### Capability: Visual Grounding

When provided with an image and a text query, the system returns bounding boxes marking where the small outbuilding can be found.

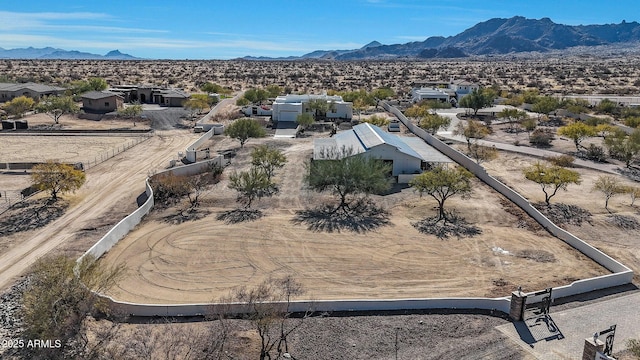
[81,91,124,113]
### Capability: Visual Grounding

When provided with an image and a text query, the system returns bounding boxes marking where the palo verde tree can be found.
[531,96,561,119]
[35,95,79,124]
[418,113,451,135]
[523,162,581,206]
[307,98,334,120]
[459,88,494,116]
[251,145,287,181]
[228,167,275,209]
[296,112,315,130]
[117,103,143,119]
[453,120,489,151]
[3,95,35,118]
[67,77,108,96]
[592,175,624,211]
[21,255,125,358]
[468,143,498,164]
[306,146,392,214]
[31,161,86,201]
[604,128,640,167]
[409,165,473,222]
[224,118,267,148]
[184,96,210,119]
[243,88,270,105]
[362,114,390,127]
[558,122,597,152]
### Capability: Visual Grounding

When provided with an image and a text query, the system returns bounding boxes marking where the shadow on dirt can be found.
[0,198,69,236]
[163,209,210,225]
[411,212,481,239]
[291,198,391,233]
[216,209,263,224]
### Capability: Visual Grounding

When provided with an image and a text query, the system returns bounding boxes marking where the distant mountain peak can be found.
[362,41,382,49]
[0,47,139,60]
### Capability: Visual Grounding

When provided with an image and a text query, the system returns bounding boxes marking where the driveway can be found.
[496,291,640,359]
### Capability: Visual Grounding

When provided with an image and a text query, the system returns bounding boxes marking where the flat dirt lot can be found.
[484,152,640,280]
[100,135,609,304]
[0,128,200,292]
[0,134,145,163]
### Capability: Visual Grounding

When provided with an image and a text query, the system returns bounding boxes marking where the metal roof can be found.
[313,123,450,163]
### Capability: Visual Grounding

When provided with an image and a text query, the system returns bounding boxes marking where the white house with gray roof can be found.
[272,94,352,122]
[314,123,451,181]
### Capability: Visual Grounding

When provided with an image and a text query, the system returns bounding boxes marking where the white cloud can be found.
[0,11,164,34]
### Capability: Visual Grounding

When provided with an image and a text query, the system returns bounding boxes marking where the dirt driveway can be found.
[0,129,199,293]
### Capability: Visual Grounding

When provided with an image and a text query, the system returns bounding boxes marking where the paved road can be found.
[435,108,622,175]
[496,291,640,359]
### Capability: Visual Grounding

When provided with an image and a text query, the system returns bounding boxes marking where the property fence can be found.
[73,103,633,317]
[77,156,227,263]
[381,101,633,291]
[0,190,23,215]
[82,132,154,170]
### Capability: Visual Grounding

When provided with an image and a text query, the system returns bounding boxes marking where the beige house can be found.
[0,82,66,101]
[81,91,124,113]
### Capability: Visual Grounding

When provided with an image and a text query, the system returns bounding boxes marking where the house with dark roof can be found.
[314,123,451,182]
[0,82,66,101]
[107,85,189,107]
[81,91,124,113]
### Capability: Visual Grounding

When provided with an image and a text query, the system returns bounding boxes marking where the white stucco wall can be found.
[365,144,421,176]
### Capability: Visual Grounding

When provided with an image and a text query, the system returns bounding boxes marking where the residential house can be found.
[108,85,189,107]
[410,78,478,105]
[0,82,66,101]
[314,123,451,182]
[272,94,352,122]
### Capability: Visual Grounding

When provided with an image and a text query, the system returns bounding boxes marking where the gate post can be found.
[582,336,605,360]
[509,286,527,321]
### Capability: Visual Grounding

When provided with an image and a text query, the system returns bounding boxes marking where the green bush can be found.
[546,155,575,167]
[625,116,640,128]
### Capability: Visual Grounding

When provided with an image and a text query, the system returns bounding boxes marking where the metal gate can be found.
[522,287,552,320]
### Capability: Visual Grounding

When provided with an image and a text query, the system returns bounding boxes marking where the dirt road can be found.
[0,129,198,292]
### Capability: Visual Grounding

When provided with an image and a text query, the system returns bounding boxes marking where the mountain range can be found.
[242,16,640,61]
[2,17,640,61]
[0,47,139,60]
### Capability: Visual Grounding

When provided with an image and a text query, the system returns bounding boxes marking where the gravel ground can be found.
[142,108,190,130]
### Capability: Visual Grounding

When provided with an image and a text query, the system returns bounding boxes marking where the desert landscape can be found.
[2,56,640,359]
[2,55,640,96]
[99,133,609,304]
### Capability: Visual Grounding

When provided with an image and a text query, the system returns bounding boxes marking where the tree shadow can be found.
[216,209,263,224]
[162,208,210,225]
[0,198,68,236]
[411,212,481,239]
[291,198,391,233]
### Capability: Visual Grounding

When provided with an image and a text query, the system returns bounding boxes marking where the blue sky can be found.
[0,0,638,59]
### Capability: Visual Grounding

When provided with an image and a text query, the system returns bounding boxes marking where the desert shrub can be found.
[546,154,575,167]
[149,173,191,205]
[585,144,607,162]
[529,128,554,147]
[584,116,610,127]
[625,116,640,128]
[361,115,390,127]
